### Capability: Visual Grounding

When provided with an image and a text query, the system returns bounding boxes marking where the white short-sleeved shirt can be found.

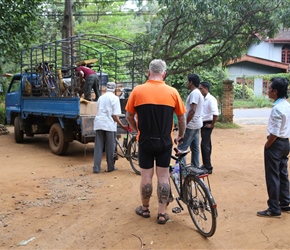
[186,88,204,129]
[93,91,122,132]
[267,98,290,138]
[202,92,219,122]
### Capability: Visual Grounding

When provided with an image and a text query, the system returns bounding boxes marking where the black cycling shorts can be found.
[139,146,172,169]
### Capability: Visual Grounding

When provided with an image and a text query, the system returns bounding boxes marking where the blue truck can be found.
[5,72,99,155]
[5,34,143,155]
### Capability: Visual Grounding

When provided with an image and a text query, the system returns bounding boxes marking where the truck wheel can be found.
[14,116,24,143]
[49,123,69,155]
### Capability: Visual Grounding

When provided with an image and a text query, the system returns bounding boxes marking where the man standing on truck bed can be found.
[76,65,101,101]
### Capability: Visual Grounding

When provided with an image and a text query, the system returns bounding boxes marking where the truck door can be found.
[5,74,22,124]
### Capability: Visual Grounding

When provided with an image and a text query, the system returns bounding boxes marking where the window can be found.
[281,44,290,63]
[8,78,21,93]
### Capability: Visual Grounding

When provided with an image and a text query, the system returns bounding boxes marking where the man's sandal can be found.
[136,205,150,218]
[157,213,170,224]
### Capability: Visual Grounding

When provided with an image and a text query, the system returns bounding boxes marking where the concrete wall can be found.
[227,62,284,82]
[248,42,283,62]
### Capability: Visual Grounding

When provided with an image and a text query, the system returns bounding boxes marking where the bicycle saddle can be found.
[174,148,189,158]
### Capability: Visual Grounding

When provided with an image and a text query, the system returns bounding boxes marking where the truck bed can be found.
[22,96,81,119]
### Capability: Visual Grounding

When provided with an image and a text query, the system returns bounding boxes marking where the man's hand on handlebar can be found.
[174,136,184,145]
[123,125,132,132]
[174,147,189,157]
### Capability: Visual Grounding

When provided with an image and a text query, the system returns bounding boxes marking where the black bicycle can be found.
[115,125,140,175]
[169,148,218,237]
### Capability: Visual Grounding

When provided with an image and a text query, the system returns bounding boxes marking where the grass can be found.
[0,98,5,124]
[234,96,273,109]
[215,121,240,129]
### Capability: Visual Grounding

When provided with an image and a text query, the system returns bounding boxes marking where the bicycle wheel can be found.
[127,136,141,175]
[184,175,217,237]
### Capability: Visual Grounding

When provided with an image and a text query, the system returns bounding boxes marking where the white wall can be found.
[248,41,283,62]
[254,78,263,96]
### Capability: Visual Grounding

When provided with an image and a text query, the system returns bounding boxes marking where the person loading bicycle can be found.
[93,82,127,173]
[126,59,186,224]
[75,65,101,101]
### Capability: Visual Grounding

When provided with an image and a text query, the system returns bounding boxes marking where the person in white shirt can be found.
[257,77,290,218]
[199,81,219,174]
[93,82,127,173]
[178,73,204,168]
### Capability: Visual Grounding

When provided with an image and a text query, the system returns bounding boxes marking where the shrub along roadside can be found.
[0,97,5,124]
[234,96,273,109]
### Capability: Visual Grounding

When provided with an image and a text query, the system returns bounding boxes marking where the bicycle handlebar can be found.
[126,125,133,133]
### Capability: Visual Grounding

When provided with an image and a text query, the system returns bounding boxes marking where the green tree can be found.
[134,0,290,78]
[0,0,44,67]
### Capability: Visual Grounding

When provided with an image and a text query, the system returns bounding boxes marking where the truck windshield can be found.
[8,78,21,93]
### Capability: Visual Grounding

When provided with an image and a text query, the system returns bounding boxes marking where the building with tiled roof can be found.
[226,29,290,95]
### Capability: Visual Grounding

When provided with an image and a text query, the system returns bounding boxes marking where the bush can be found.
[234,84,254,99]
[234,96,273,108]
[0,100,5,124]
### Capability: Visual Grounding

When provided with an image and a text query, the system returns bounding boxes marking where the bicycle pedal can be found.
[172,207,182,213]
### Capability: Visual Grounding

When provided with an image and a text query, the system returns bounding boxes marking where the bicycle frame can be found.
[115,129,135,159]
[169,149,217,237]
[170,153,212,207]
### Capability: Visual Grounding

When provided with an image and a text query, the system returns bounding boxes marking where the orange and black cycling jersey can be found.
[126,80,185,140]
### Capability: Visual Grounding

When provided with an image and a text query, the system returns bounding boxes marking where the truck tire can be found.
[49,123,69,155]
[14,116,24,143]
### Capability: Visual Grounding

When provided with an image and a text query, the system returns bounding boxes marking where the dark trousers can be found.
[200,122,213,170]
[84,74,100,101]
[264,138,290,213]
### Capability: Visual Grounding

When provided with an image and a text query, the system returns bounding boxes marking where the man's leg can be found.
[92,75,101,101]
[264,141,281,214]
[190,128,200,167]
[93,130,104,173]
[105,131,116,172]
[201,126,213,170]
[155,147,172,223]
[156,166,170,215]
[279,140,290,207]
[84,75,94,100]
[139,167,154,211]
[178,128,194,166]
[136,146,154,217]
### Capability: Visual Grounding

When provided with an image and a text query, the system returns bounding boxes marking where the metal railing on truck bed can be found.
[20,34,145,98]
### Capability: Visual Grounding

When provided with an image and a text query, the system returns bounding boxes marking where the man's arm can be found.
[126,111,137,131]
[265,133,277,149]
[186,103,197,124]
[112,115,127,130]
[204,114,218,128]
[175,114,186,144]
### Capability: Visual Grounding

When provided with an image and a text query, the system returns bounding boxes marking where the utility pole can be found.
[62,0,74,66]
[62,0,74,39]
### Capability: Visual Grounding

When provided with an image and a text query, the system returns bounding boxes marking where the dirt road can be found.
[1,124,290,249]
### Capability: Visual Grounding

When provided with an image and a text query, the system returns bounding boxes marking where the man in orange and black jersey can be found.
[126,59,186,224]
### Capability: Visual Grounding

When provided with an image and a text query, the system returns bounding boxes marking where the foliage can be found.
[0,93,5,124]
[234,84,254,99]
[134,0,290,81]
[215,122,241,129]
[0,0,44,67]
[246,72,290,82]
[234,96,273,109]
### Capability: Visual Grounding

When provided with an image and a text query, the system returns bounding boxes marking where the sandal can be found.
[136,205,150,218]
[157,213,170,224]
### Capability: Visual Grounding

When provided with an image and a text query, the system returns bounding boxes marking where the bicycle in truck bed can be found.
[169,148,218,237]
